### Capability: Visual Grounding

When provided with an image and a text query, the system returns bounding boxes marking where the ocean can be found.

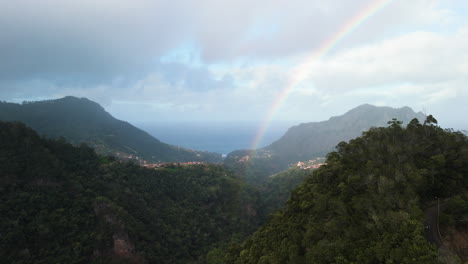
[136,121,296,155]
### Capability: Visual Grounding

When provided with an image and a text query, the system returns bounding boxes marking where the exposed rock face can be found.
[93,199,145,263]
[441,226,468,262]
[113,233,134,257]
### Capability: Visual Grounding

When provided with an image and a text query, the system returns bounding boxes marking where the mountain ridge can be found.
[225,104,426,184]
[0,96,222,163]
[268,104,426,156]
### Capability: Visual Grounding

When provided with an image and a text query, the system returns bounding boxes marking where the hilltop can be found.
[225,104,426,184]
[0,96,222,163]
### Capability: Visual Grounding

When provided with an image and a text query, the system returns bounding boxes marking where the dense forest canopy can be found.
[0,121,258,263]
[226,117,468,264]
[1,115,467,263]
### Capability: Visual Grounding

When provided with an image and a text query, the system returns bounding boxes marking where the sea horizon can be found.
[136,121,298,155]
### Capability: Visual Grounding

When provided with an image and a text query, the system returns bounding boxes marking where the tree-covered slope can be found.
[226,117,468,264]
[225,105,425,183]
[0,96,222,162]
[0,121,257,264]
[259,167,314,217]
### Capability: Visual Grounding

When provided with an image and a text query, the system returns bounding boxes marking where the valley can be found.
[3,1,468,263]
[1,98,466,263]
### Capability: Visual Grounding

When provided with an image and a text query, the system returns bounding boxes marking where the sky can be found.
[1,0,467,129]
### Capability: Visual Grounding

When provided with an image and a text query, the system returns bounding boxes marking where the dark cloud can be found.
[0,0,445,88]
[0,0,379,87]
[0,0,189,86]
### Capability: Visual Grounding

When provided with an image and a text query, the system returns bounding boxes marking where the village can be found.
[141,161,205,168]
[114,150,326,170]
[114,151,205,168]
[294,158,327,170]
[295,160,327,170]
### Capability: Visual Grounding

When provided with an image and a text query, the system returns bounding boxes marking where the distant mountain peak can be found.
[346,104,416,114]
[0,97,222,163]
[56,96,103,107]
[354,103,377,109]
[61,95,81,100]
[21,96,104,111]
[225,104,427,180]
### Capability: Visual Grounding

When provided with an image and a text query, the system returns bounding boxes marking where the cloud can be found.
[0,0,466,128]
[274,26,468,124]
[0,0,454,86]
[0,0,188,85]
[193,0,455,60]
[300,28,468,91]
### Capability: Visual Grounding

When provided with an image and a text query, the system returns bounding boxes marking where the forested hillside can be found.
[0,97,222,163]
[225,104,425,184]
[260,167,314,217]
[2,115,466,263]
[0,121,258,264]
[226,117,468,263]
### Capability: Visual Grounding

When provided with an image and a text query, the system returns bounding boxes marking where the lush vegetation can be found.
[226,117,468,263]
[223,149,287,185]
[225,104,425,180]
[2,111,467,263]
[260,168,313,217]
[222,157,314,219]
[0,121,258,263]
[0,97,222,163]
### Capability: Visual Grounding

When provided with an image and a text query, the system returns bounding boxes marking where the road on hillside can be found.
[424,204,442,247]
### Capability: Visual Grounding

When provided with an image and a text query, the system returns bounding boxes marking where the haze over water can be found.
[137,121,296,155]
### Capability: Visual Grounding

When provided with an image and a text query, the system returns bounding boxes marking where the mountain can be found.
[225,118,468,263]
[0,96,221,163]
[0,121,260,263]
[462,130,468,136]
[266,104,426,159]
[225,104,426,183]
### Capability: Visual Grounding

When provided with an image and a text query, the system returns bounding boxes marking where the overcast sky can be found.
[1,0,467,129]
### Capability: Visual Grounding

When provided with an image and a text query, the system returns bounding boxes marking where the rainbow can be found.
[249,0,394,152]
